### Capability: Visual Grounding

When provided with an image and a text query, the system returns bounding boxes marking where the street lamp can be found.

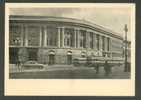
[124,24,128,72]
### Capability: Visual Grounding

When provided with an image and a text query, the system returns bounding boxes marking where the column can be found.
[60,27,64,47]
[96,34,99,50]
[109,38,112,57]
[93,33,95,50]
[99,35,102,51]
[77,29,80,48]
[102,36,105,51]
[100,35,103,56]
[57,27,60,48]
[21,24,24,46]
[62,27,65,47]
[74,28,77,48]
[39,26,42,47]
[75,29,77,48]
[86,30,89,48]
[105,37,107,51]
[44,26,47,47]
[24,25,28,47]
[109,38,111,51]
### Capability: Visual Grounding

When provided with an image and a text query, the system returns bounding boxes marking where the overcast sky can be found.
[10,7,132,40]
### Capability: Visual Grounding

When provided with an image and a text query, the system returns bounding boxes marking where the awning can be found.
[67,51,72,55]
[49,51,55,55]
[81,52,86,56]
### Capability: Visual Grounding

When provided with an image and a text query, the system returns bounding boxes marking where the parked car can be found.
[22,61,45,69]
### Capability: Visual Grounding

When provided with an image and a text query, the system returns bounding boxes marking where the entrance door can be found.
[67,55,72,65]
[28,48,38,61]
[49,54,55,65]
[9,48,19,64]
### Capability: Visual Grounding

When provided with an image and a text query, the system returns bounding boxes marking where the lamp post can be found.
[124,24,128,72]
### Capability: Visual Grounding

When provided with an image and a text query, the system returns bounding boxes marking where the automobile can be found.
[22,60,45,69]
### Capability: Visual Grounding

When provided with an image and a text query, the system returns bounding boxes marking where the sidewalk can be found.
[9,64,95,73]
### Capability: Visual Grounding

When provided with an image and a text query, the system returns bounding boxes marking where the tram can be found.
[73,56,124,68]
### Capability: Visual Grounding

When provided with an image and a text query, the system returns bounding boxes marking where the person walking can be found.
[104,60,111,76]
[15,55,21,72]
[95,64,99,74]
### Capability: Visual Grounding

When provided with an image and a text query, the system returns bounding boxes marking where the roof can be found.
[10,15,123,40]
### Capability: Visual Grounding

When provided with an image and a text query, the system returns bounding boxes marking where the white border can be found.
[5,3,135,96]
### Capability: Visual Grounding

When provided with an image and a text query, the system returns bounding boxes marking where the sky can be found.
[10,7,132,40]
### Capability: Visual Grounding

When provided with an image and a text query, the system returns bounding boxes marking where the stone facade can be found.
[9,15,124,65]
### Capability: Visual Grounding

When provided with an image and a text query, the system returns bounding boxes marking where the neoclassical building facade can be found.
[9,15,124,65]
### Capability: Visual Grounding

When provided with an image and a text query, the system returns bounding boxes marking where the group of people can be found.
[95,61,112,76]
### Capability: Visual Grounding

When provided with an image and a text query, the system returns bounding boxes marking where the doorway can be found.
[48,54,55,65]
[9,47,19,64]
[67,51,72,65]
[67,55,72,65]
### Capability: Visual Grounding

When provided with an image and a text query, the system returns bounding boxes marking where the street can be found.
[9,64,130,79]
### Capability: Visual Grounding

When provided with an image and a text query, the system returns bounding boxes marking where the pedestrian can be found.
[15,56,20,72]
[95,64,99,74]
[17,54,24,72]
[104,60,111,76]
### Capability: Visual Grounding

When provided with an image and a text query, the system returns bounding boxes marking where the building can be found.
[9,15,124,65]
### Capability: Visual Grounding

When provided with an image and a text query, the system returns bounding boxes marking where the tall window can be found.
[96,34,99,50]
[80,30,86,48]
[9,25,22,46]
[80,32,83,48]
[64,28,73,47]
[102,36,105,51]
[107,37,110,51]
[27,26,40,46]
[47,26,58,46]
[90,32,93,49]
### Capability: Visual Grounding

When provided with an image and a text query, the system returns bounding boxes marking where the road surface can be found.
[9,64,130,79]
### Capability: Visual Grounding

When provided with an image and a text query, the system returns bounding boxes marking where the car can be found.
[22,61,45,69]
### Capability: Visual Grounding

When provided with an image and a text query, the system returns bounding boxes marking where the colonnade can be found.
[42,26,110,51]
[10,24,111,52]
